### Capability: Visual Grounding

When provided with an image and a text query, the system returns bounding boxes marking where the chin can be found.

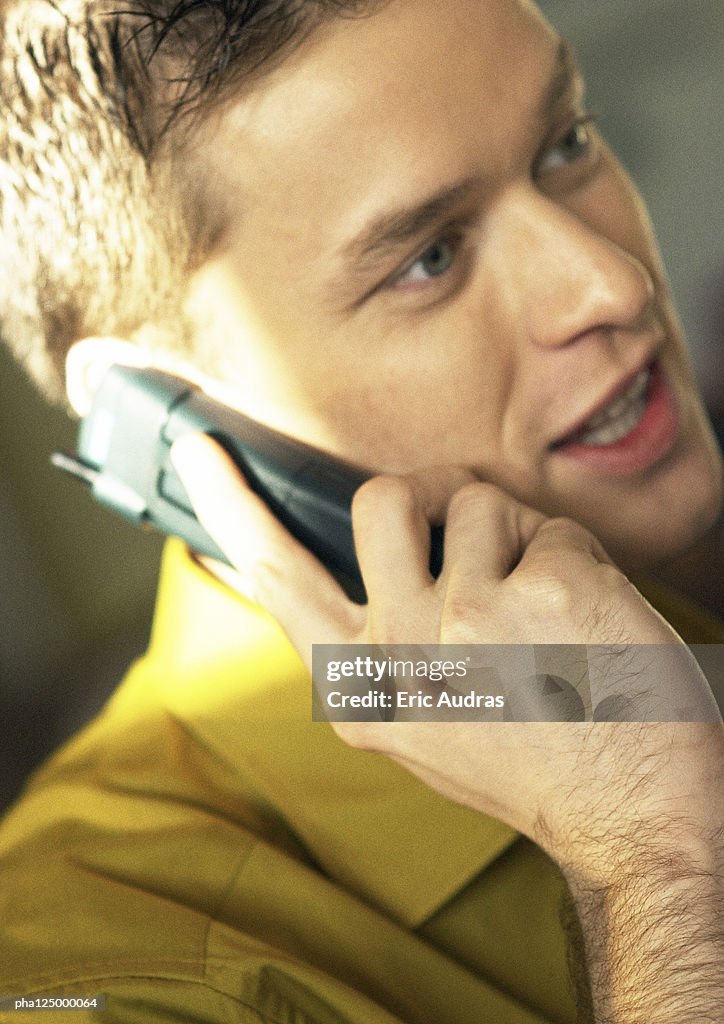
[601,458,722,573]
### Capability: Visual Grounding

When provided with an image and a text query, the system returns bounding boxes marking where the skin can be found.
[168,0,723,569]
[74,0,723,1020]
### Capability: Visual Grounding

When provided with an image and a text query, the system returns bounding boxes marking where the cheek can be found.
[195,230,518,474]
[247,319,507,473]
[317,306,515,471]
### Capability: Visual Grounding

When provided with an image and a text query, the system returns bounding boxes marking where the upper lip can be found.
[550,350,660,449]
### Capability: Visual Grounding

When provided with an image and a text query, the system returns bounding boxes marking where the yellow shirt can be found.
[0,542,720,1023]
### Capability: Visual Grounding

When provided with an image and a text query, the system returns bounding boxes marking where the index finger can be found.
[170,433,364,660]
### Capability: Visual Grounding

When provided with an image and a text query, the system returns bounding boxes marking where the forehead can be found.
[201,0,560,254]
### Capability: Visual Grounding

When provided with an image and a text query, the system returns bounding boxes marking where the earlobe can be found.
[65,337,152,416]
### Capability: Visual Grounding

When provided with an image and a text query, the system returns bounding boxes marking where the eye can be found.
[393,234,460,289]
[536,114,599,176]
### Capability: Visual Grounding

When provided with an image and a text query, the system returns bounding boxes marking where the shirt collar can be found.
[140,541,518,928]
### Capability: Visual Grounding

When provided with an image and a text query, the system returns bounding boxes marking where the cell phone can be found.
[52,364,443,601]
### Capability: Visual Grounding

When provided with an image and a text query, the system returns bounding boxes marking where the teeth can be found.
[575,370,651,447]
[577,396,648,446]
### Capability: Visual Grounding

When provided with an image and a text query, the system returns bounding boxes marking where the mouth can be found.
[553,366,653,449]
[550,359,680,476]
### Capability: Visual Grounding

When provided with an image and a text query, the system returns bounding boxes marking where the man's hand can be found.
[171,433,723,1023]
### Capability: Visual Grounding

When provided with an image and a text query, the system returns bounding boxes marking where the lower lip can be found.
[551,362,680,477]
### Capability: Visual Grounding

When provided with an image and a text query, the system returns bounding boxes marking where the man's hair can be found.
[0,0,379,401]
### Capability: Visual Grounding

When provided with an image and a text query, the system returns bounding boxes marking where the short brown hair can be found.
[0,0,382,401]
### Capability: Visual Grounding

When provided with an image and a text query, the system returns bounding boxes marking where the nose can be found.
[501,189,656,349]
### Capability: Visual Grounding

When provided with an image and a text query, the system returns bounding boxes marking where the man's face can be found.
[184,0,722,568]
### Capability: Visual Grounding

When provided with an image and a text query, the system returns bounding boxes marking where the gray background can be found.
[1,0,722,810]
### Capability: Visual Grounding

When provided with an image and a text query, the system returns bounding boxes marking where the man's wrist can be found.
[555,813,720,893]
[565,859,722,1024]
[532,723,723,889]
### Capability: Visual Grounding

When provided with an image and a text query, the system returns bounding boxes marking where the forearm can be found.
[565,851,722,1024]
[558,784,723,1024]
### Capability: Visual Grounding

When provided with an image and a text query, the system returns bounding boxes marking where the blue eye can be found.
[538,115,598,174]
[396,236,458,287]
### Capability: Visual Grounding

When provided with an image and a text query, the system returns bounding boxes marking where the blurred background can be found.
[1,0,722,811]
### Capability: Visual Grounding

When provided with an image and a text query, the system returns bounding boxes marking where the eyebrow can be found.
[338,178,480,279]
[337,39,580,280]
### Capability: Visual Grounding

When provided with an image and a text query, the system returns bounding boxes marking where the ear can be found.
[65,337,153,416]
[65,337,229,419]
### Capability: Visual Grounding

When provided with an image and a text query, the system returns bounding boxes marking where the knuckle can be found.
[441,588,491,641]
[539,515,589,541]
[507,561,633,642]
[510,571,576,613]
[537,516,610,563]
[447,480,504,520]
[441,620,484,645]
[352,474,415,519]
[508,554,583,609]
[249,556,285,605]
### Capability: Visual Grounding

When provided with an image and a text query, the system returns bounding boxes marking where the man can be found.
[0,1,722,1022]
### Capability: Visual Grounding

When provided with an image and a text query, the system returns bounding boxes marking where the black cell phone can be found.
[52,364,442,601]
